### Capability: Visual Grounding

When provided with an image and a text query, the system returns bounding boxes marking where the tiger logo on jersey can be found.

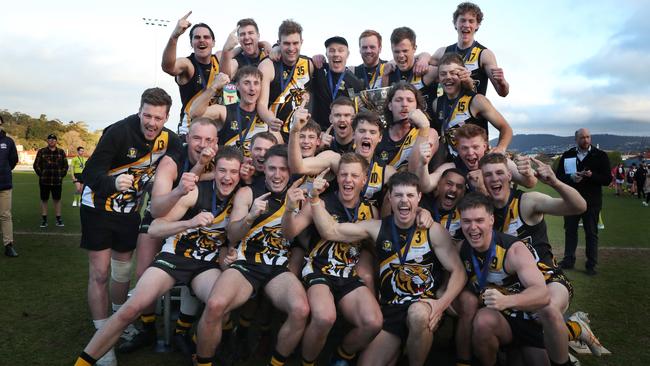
[249,225,288,256]
[110,165,155,211]
[320,242,360,277]
[180,226,226,260]
[388,262,434,297]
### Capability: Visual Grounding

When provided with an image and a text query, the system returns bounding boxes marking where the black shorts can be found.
[380,303,412,342]
[73,173,84,183]
[39,184,62,201]
[504,313,545,349]
[150,252,219,286]
[304,273,365,304]
[80,205,141,252]
[139,209,154,234]
[230,261,290,297]
[538,258,574,299]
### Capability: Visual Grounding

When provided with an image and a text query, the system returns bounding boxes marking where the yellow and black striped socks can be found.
[269,349,288,366]
[175,312,195,335]
[335,345,356,362]
[141,313,156,331]
[566,320,582,341]
[196,355,213,366]
[74,351,96,366]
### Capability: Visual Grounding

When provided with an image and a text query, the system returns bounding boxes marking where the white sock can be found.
[92,319,117,366]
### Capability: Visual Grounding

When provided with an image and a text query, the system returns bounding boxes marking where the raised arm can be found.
[227,187,271,245]
[481,49,509,97]
[150,156,188,218]
[281,179,312,240]
[407,109,438,174]
[309,170,379,242]
[484,242,549,312]
[256,58,282,131]
[161,11,194,80]
[471,94,512,154]
[188,73,230,122]
[523,157,587,219]
[508,156,537,188]
[148,190,213,238]
[287,101,339,175]
[219,28,241,78]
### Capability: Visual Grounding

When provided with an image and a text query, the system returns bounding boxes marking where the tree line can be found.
[0,109,101,154]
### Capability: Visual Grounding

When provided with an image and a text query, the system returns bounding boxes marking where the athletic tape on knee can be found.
[111,258,132,283]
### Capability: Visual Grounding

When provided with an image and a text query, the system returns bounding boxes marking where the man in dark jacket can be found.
[0,116,18,257]
[555,128,610,275]
[33,133,68,228]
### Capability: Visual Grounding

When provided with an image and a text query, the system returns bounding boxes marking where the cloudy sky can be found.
[1,0,649,137]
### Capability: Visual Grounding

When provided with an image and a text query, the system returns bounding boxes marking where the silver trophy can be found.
[358,87,391,127]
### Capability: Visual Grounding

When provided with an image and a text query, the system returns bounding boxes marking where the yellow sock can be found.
[566,320,582,341]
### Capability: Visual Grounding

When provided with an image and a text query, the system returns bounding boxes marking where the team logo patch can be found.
[380,151,389,162]
[382,240,393,252]
[126,147,137,159]
[230,120,239,131]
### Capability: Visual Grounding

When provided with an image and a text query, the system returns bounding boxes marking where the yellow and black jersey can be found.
[362,160,386,204]
[303,192,374,278]
[326,160,385,207]
[420,195,463,240]
[235,49,267,67]
[355,60,388,90]
[435,90,488,158]
[459,230,537,318]
[162,180,234,262]
[236,184,290,266]
[375,216,442,305]
[268,56,311,141]
[375,127,419,172]
[444,41,488,95]
[220,103,268,157]
[387,66,438,116]
[178,53,221,135]
[81,114,181,214]
[493,189,563,282]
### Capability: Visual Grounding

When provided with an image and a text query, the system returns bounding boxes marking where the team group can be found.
[73,2,604,366]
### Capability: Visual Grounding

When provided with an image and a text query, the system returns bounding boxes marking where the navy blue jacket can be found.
[0,130,18,190]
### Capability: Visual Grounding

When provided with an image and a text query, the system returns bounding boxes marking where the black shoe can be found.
[173,332,195,356]
[117,326,156,353]
[559,260,574,270]
[585,267,597,276]
[4,243,18,257]
[40,220,47,228]
[56,219,65,227]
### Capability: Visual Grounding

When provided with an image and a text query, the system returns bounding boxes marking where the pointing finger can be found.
[182,10,192,19]
[289,177,305,190]
[259,192,272,200]
[317,167,331,179]
[325,125,334,135]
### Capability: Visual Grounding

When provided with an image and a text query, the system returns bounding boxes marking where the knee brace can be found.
[111,258,132,283]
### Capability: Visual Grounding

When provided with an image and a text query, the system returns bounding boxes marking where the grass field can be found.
[0,171,648,365]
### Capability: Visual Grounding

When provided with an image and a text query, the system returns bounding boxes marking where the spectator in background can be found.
[556,128,610,276]
[635,162,647,200]
[613,163,625,196]
[0,116,18,257]
[33,133,68,228]
[627,164,636,195]
[71,146,87,207]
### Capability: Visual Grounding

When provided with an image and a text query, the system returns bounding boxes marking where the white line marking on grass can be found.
[15,231,81,237]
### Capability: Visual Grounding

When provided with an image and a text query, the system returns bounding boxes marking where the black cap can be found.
[47,134,57,140]
[324,36,348,48]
